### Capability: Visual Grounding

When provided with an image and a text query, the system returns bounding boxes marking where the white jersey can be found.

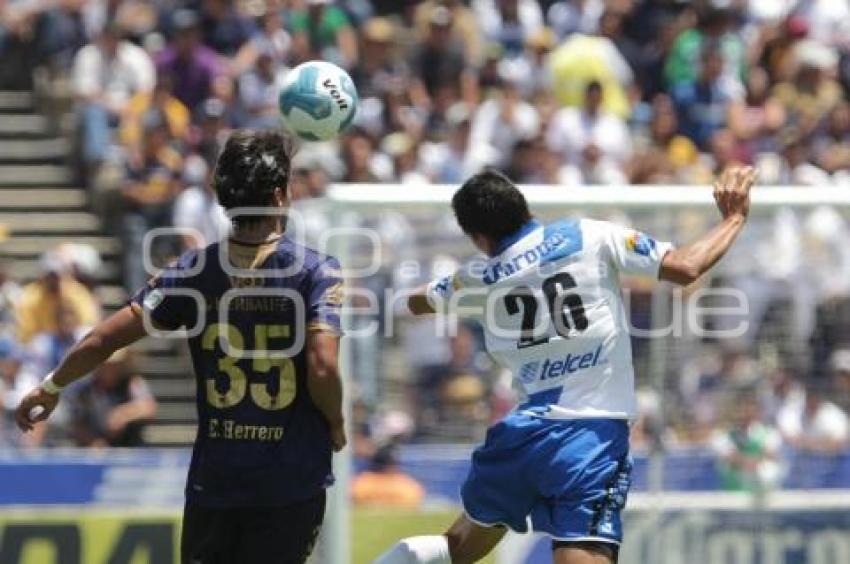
[426,219,672,421]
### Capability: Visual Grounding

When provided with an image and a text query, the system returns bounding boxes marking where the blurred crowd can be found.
[2,0,850,478]
[5,0,850,281]
[0,245,157,447]
[4,0,849,291]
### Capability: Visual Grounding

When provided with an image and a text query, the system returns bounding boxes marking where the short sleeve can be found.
[307,256,343,335]
[129,252,200,330]
[599,221,673,278]
[424,270,483,320]
[425,273,460,314]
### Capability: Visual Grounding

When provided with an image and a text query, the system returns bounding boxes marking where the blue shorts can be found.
[461,414,631,545]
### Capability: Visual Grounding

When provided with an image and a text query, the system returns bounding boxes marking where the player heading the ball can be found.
[375,166,757,564]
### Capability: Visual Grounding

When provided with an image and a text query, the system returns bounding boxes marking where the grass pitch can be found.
[352,508,497,564]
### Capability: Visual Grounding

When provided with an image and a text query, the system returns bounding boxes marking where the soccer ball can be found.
[279,61,358,142]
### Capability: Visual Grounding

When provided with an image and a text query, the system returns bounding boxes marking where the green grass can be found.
[352,508,496,564]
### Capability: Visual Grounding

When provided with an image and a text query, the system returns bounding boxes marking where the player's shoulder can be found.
[161,246,205,277]
[574,217,626,246]
[277,238,341,279]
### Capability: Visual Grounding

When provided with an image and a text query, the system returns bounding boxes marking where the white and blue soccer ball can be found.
[279,61,358,142]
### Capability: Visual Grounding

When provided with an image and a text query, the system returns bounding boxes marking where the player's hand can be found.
[15,387,59,432]
[714,165,757,220]
[330,423,347,452]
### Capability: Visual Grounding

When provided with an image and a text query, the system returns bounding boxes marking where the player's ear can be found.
[470,233,495,256]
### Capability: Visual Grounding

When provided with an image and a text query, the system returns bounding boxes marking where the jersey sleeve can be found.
[425,273,458,313]
[424,268,484,320]
[129,251,200,330]
[307,256,343,335]
[599,221,673,278]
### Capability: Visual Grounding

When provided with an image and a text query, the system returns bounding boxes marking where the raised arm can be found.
[15,306,148,432]
[660,166,757,286]
[306,331,346,451]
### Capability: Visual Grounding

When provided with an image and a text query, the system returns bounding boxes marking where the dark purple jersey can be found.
[131,236,342,507]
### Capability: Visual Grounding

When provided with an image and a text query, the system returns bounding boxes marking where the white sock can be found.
[372,535,452,564]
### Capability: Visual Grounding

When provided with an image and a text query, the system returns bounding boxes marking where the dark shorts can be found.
[181,492,326,564]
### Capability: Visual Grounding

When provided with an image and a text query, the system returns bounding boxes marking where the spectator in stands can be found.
[193,97,231,158]
[381,132,428,184]
[26,304,89,379]
[664,5,745,93]
[341,128,390,182]
[232,7,291,77]
[706,128,746,177]
[237,48,286,130]
[120,71,191,168]
[510,27,556,97]
[290,165,330,200]
[0,260,21,332]
[290,0,358,69]
[711,391,783,492]
[728,67,786,159]
[813,102,850,182]
[0,337,41,446]
[758,14,808,84]
[772,39,842,137]
[199,0,256,57]
[416,325,489,440]
[173,153,229,249]
[408,5,478,110]
[547,0,604,39]
[628,94,699,183]
[55,243,104,294]
[775,129,831,186]
[121,110,183,291]
[474,0,544,58]
[349,17,409,100]
[413,0,483,66]
[672,42,741,150]
[598,9,647,97]
[155,10,225,112]
[469,62,540,169]
[72,22,155,172]
[352,444,425,508]
[795,0,850,48]
[546,80,632,184]
[829,349,850,414]
[421,103,492,183]
[81,0,159,42]
[437,373,490,442]
[778,382,850,453]
[68,348,157,447]
[15,251,100,344]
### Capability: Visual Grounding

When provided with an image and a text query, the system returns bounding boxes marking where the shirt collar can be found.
[493,219,540,256]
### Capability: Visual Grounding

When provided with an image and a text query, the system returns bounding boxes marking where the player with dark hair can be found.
[15,129,346,564]
[377,166,757,564]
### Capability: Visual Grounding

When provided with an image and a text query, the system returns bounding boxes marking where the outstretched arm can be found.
[15,306,148,432]
[660,166,757,286]
[408,286,436,316]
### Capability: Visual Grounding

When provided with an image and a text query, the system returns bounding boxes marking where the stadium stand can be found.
[0,80,197,446]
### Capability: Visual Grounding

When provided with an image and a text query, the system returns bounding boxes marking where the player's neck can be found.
[231,218,284,244]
